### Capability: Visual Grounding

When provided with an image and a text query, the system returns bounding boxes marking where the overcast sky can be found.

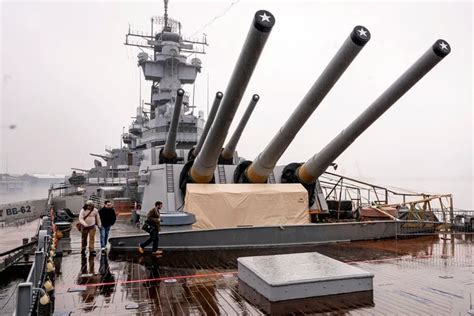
[1,1,472,208]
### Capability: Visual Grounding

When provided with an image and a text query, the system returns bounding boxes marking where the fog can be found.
[1,1,472,208]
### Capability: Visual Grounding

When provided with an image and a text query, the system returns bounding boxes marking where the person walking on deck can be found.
[138,201,162,255]
[79,200,101,256]
[98,200,117,252]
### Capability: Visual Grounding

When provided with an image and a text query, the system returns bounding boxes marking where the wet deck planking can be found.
[53,219,473,315]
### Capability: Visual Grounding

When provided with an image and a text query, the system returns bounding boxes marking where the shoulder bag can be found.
[76,208,94,231]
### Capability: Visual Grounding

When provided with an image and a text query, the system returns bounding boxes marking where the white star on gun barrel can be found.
[357,28,368,37]
[259,13,271,23]
[439,42,448,50]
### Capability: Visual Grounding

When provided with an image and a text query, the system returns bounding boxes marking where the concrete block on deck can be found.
[238,252,374,302]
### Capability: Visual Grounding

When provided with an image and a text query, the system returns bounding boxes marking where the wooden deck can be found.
[52,219,473,315]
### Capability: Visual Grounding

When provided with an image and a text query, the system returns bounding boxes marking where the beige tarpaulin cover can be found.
[184,184,309,229]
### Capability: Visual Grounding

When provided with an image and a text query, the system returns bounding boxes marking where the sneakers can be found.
[152,250,163,256]
[101,247,106,253]
[90,250,97,257]
[138,246,144,254]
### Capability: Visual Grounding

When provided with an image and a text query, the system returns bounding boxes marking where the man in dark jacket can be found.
[138,201,162,255]
[98,200,117,252]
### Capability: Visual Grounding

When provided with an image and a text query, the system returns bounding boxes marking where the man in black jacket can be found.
[99,200,117,252]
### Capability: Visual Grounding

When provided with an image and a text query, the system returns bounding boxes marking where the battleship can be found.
[1,1,473,315]
[52,4,453,232]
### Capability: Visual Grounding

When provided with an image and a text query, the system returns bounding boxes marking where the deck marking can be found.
[423,287,464,299]
[57,271,238,289]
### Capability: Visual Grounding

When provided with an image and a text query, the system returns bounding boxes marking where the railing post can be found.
[34,251,43,287]
[16,282,32,316]
[449,195,454,226]
[42,218,51,232]
[37,230,47,250]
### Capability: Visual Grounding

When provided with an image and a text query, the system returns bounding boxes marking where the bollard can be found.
[16,282,32,316]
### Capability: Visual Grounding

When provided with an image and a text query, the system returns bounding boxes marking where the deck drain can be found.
[164,278,177,283]
[67,286,87,293]
[125,302,139,310]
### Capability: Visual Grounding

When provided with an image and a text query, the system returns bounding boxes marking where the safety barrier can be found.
[14,208,57,316]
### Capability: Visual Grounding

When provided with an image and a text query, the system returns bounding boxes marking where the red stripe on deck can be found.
[59,271,238,289]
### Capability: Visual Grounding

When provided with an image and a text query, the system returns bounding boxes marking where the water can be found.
[0,219,39,253]
[0,277,23,314]
[0,183,52,205]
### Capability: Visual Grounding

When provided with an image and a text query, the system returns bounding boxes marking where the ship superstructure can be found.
[124,10,207,151]
[63,3,209,214]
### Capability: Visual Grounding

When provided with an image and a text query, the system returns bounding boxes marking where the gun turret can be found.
[282,40,451,193]
[220,94,260,164]
[183,10,276,186]
[235,26,371,183]
[191,91,223,159]
[160,89,185,163]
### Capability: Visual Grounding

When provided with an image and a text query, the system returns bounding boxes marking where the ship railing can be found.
[14,209,54,316]
[88,195,107,209]
[0,239,36,273]
[138,131,197,144]
[318,171,454,221]
[87,177,127,185]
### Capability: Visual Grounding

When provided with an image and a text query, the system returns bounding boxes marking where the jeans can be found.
[140,229,159,252]
[100,226,111,249]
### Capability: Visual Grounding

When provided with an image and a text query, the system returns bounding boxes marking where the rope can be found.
[190,0,240,37]
[0,280,20,311]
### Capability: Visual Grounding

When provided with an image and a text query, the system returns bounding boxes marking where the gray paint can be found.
[162,89,184,158]
[222,94,260,160]
[247,26,371,182]
[109,221,399,251]
[52,195,84,214]
[191,11,275,181]
[0,198,47,222]
[301,40,451,182]
[193,92,223,157]
[238,252,373,301]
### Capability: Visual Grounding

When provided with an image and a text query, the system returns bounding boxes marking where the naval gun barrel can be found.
[192,91,223,158]
[220,94,260,163]
[240,26,371,183]
[189,10,275,183]
[71,168,89,172]
[161,89,185,163]
[296,40,451,184]
[90,153,109,161]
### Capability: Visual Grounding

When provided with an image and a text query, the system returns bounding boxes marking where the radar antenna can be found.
[164,0,169,28]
